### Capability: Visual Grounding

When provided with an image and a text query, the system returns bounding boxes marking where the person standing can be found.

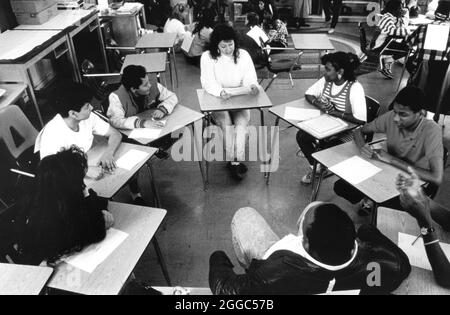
[323,0,343,34]
[294,0,311,28]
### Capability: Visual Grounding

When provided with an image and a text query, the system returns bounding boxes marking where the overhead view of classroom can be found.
[1,0,450,296]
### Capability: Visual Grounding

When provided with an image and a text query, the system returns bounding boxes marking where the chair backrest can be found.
[358,22,381,53]
[364,96,381,143]
[0,106,38,160]
[358,22,368,53]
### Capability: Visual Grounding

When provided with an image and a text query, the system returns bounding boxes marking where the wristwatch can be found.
[420,227,436,236]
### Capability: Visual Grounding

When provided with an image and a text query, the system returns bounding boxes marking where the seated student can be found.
[184,11,215,65]
[36,82,122,180]
[201,24,259,180]
[404,0,420,18]
[405,1,450,77]
[373,0,411,79]
[237,12,266,65]
[251,0,275,28]
[296,52,367,184]
[267,19,289,48]
[209,203,411,295]
[164,3,192,46]
[334,86,444,214]
[17,146,114,265]
[397,167,450,287]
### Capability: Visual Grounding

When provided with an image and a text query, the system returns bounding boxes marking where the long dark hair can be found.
[382,0,404,17]
[193,10,216,35]
[207,24,240,63]
[19,146,105,264]
[321,52,361,82]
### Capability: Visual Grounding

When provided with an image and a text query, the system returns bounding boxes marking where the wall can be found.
[0,0,17,33]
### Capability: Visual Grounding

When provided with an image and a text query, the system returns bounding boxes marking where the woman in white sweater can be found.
[200,25,259,180]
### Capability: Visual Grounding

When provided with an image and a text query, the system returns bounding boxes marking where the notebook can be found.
[424,24,450,51]
[297,115,348,139]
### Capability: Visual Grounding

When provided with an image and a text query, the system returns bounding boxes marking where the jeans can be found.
[323,0,343,28]
[231,207,280,269]
[213,110,251,162]
[296,130,344,166]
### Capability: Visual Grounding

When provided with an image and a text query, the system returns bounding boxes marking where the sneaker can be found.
[328,28,335,34]
[237,163,248,175]
[227,162,244,181]
[358,198,375,216]
[296,149,306,158]
[133,196,148,206]
[301,171,314,185]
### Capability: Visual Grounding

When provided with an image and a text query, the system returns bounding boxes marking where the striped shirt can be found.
[374,13,410,49]
[321,81,353,113]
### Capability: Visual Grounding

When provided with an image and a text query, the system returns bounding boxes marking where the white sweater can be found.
[200,49,258,97]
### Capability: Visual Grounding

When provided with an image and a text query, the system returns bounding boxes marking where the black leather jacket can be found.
[209,225,411,295]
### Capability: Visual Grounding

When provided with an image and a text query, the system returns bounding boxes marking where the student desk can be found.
[14,9,109,83]
[266,98,356,185]
[121,52,167,85]
[196,86,273,188]
[135,33,178,89]
[291,34,335,78]
[120,105,207,189]
[0,83,28,111]
[0,263,53,295]
[153,286,213,295]
[0,30,72,127]
[85,140,158,200]
[46,202,170,295]
[377,207,450,295]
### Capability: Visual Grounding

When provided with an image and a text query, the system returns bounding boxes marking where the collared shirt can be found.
[365,111,444,170]
[406,22,450,66]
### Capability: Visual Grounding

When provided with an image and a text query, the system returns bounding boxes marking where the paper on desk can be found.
[398,232,450,271]
[284,107,321,121]
[298,115,348,136]
[329,156,382,185]
[64,228,129,273]
[424,24,450,51]
[128,128,162,140]
[116,149,151,171]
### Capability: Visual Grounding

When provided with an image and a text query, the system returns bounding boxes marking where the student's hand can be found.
[361,144,374,159]
[86,166,105,181]
[152,109,166,120]
[98,152,116,173]
[250,84,260,95]
[102,210,115,230]
[372,149,394,164]
[143,119,165,129]
[397,167,432,226]
[220,90,231,100]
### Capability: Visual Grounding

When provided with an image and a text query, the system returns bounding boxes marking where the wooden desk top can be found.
[312,141,406,203]
[0,83,27,110]
[291,34,335,51]
[0,30,62,62]
[14,9,97,31]
[377,207,450,295]
[85,140,158,199]
[47,202,167,295]
[153,287,213,295]
[196,86,273,112]
[121,105,204,145]
[121,53,167,74]
[136,33,178,49]
[270,98,356,140]
[0,263,53,295]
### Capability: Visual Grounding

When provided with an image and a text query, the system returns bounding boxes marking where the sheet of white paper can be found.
[299,115,348,135]
[398,232,450,271]
[247,26,269,46]
[115,149,151,171]
[64,228,129,273]
[284,107,321,121]
[181,33,194,53]
[319,290,361,296]
[128,128,162,140]
[329,156,382,185]
[424,24,450,51]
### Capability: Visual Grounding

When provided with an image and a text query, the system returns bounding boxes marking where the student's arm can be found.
[223,50,259,97]
[305,78,330,112]
[99,126,122,172]
[329,83,367,125]
[107,93,141,130]
[152,83,179,119]
[200,52,224,97]
[397,168,450,288]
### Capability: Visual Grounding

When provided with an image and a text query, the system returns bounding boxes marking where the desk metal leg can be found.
[24,71,44,128]
[66,36,82,83]
[167,50,175,90]
[371,204,378,226]
[191,122,207,191]
[95,19,110,73]
[152,237,172,286]
[266,117,280,184]
[203,113,212,190]
[171,47,179,88]
[310,161,325,202]
[145,161,162,208]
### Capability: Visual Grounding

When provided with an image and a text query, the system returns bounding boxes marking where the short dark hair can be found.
[122,65,147,91]
[382,0,404,17]
[208,24,240,63]
[392,86,425,112]
[55,82,94,118]
[321,51,361,82]
[246,12,260,27]
[306,204,356,265]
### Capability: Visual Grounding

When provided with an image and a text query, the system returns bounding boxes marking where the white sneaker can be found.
[301,171,314,185]
[328,28,335,34]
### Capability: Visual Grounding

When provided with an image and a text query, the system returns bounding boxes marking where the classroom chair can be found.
[0,106,39,207]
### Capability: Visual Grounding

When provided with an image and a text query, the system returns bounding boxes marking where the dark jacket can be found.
[209,225,411,295]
